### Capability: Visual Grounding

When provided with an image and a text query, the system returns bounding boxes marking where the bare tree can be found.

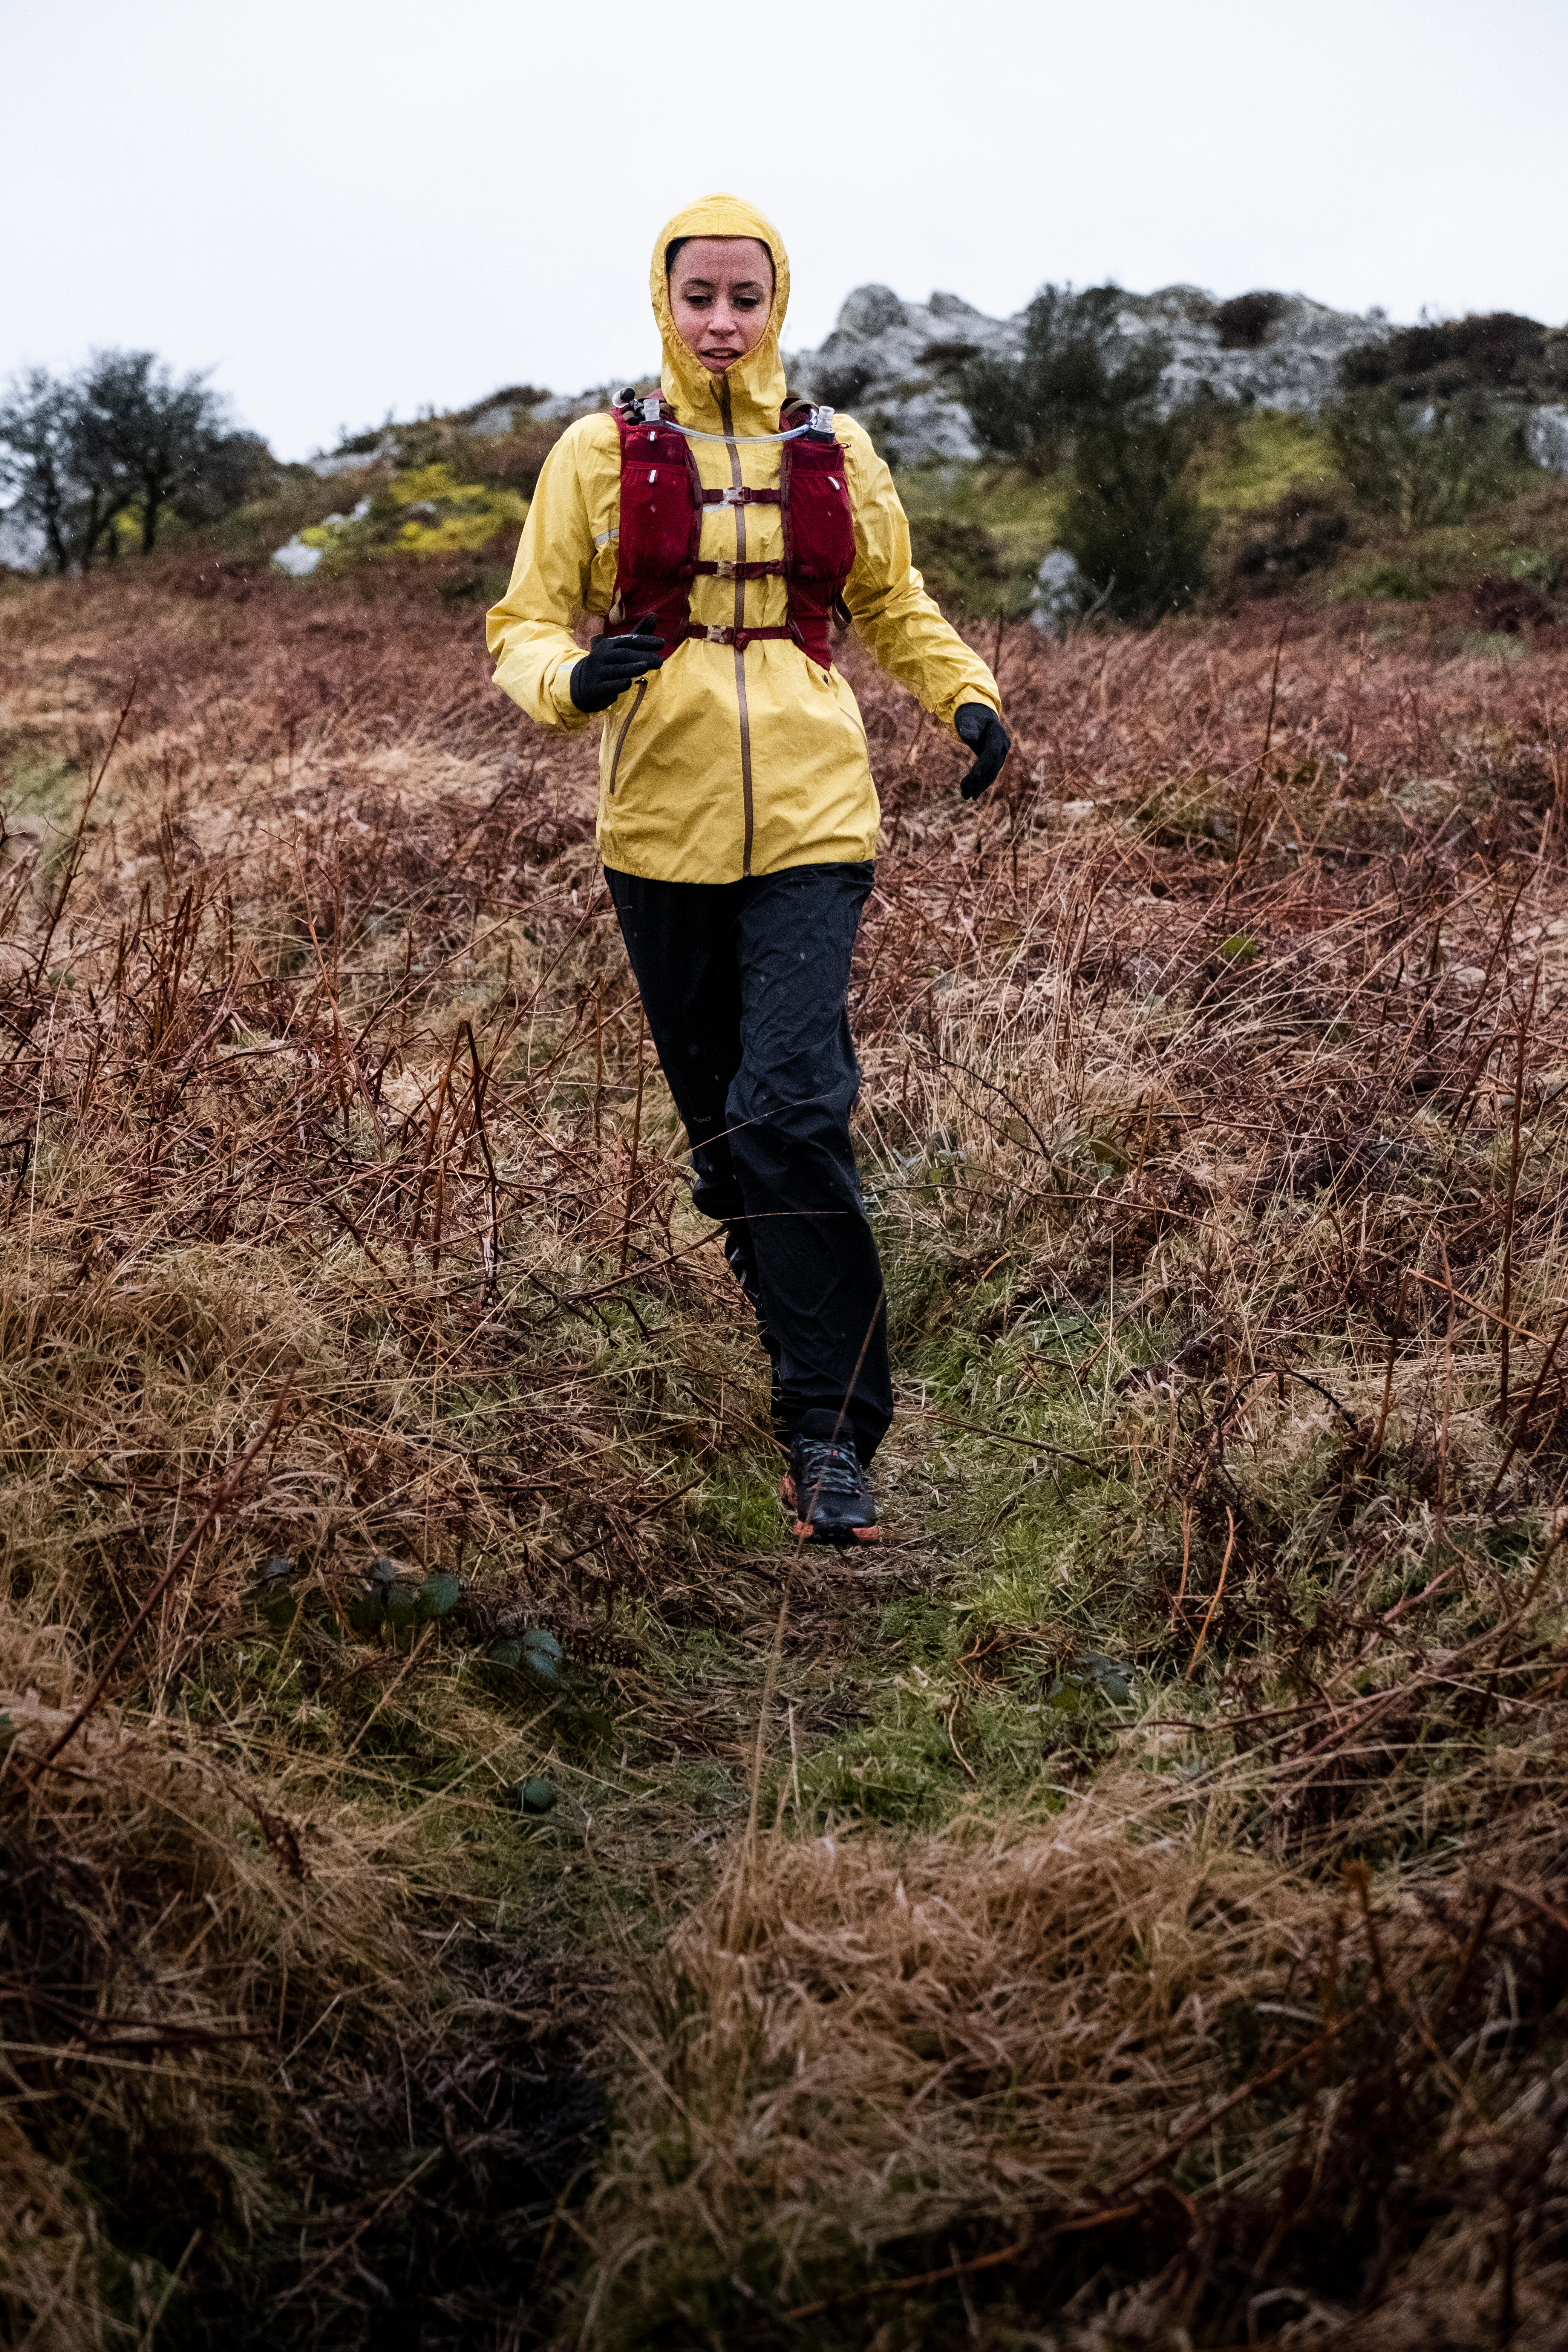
[77,351,259,555]
[0,352,267,571]
[0,367,135,571]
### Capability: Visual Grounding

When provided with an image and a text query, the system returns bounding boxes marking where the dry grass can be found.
[583,1790,1568,2347]
[2,562,1567,2347]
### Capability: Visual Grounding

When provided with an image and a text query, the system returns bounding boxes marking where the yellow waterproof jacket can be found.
[485,194,1001,884]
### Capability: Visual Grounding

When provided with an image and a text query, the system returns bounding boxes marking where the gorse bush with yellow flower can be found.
[299,462,528,570]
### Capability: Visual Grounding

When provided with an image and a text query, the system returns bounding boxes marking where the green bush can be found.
[1340,311,1562,400]
[1323,389,1530,528]
[908,513,1016,617]
[962,284,1168,476]
[1058,415,1215,620]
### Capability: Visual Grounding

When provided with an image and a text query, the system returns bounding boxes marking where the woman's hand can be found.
[955,704,1011,800]
[571,616,666,713]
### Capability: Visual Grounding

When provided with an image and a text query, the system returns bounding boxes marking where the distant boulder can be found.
[1527,405,1568,470]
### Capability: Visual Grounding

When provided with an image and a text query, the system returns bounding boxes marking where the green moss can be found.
[1192,410,1341,513]
[694,1461,783,1551]
[1332,529,1558,603]
[892,463,1067,599]
[1455,630,1529,660]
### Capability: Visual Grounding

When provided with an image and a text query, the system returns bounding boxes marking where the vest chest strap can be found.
[694,557,785,581]
[702,485,781,507]
[684,621,799,649]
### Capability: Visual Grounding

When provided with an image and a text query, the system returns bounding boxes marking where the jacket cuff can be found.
[941,687,1001,730]
[546,654,595,732]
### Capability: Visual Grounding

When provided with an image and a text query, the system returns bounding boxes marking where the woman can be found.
[487,193,1009,1544]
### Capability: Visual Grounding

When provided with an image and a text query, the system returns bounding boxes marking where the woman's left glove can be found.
[955,704,1011,800]
[570,615,666,713]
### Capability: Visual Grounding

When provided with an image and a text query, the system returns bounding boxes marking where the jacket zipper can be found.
[720,380,755,877]
[606,676,646,797]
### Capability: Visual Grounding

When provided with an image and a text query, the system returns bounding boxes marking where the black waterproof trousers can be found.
[605,861,894,1463]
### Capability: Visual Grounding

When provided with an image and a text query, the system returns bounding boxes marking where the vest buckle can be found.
[719,486,744,505]
[703,623,729,644]
[715,559,735,578]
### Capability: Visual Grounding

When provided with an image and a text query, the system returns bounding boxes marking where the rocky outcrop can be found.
[784,282,1403,464]
[307,387,602,477]
[786,288,1020,464]
[303,288,1565,484]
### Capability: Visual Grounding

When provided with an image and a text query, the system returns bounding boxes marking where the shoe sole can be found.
[782,1473,879,1547]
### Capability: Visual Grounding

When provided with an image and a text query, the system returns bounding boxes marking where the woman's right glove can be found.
[955,703,1012,800]
[570,615,666,712]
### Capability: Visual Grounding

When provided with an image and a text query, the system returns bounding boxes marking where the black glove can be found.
[570,614,666,713]
[955,703,1011,801]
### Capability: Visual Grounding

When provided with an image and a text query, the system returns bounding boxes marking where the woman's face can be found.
[668,237,774,374]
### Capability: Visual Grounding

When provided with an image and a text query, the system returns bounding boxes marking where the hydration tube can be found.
[614,387,836,443]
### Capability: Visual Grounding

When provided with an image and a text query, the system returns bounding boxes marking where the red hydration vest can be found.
[605,398,854,671]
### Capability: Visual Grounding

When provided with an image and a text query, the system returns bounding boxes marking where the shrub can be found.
[1228,494,1351,596]
[1324,388,1531,527]
[962,284,1168,476]
[1342,311,1551,398]
[1057,415,1215,619]
[1213,291,1287,350]
[908,513,1015,618]
[1470,573,1559,634]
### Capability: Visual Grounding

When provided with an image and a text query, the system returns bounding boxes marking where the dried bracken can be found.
[2,563,1567,2347]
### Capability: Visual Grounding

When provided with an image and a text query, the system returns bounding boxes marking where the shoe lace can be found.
[795,1435,865,1504]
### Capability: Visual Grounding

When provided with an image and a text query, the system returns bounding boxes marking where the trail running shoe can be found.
[782,1412,880,1545]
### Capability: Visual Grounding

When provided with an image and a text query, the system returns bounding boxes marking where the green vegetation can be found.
[956,283,1214,620]
[961,283,1169,477]
[1324,386,1534,528]
[300,463,529,572]
[892,395,1566,635]
[1058,410,1216,620]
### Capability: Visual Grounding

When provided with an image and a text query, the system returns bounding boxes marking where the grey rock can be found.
[785,280,1404,462]
[1527,404,1568,472]
[464,402,518,438]
[272,498,372,577]
[838,285,909,338]
[309,445,390,478]
[530,386,617,423]
[0,508,46,571]
[787,283,1020,463]
[1030,548,1083,636]
[271,534,323,577]
[928,291,987,323]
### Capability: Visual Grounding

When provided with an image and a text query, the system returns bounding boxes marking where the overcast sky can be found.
[4,0,1564,461]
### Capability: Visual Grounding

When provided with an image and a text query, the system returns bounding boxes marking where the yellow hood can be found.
[651,192,789,436]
